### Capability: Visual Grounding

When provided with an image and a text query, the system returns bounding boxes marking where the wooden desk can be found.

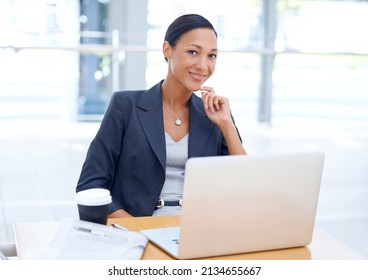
[13,216,364,260]
[108,216,364,260]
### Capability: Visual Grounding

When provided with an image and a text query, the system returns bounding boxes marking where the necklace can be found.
[163,105,188,126]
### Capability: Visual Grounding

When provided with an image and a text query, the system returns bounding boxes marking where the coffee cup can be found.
[76,188,112,225]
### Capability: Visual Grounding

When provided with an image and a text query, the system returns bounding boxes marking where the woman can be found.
[76,14,246,218]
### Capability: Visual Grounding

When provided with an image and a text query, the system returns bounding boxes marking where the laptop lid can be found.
[143,152,325,259]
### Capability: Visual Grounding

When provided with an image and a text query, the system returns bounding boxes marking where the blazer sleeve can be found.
[221,113,243,155]
[76,92,125,211]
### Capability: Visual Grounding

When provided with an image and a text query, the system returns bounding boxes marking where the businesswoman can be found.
[76,14,246,218]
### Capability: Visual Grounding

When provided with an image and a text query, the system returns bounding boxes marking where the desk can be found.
[108,216,363,260]
[13,216,364,260]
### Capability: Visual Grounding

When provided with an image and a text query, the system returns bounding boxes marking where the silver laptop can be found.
[141,152,325,259]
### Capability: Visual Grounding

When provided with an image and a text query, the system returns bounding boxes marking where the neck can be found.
[162,79,191,110]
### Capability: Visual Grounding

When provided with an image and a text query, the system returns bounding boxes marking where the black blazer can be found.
[76,80,242,216]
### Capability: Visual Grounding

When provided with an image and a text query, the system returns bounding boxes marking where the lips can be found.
[189,71,206,80]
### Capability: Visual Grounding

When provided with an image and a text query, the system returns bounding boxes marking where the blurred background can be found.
[0,0,367,258]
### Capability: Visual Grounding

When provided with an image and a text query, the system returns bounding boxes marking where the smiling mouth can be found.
[189,72,206,80]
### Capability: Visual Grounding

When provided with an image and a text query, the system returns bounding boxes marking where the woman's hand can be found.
[201,86,246,155]
[108,209,133,218]
[201,86,233,128]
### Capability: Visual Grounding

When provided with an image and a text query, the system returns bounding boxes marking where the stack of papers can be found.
[34,218,147,260]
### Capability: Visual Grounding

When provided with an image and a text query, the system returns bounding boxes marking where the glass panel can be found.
[1,0,367,124]
[273,54,368,123]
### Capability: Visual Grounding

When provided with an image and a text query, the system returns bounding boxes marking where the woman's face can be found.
[164,28,218,92]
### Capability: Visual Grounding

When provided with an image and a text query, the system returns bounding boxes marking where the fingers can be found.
[201,87,220,113]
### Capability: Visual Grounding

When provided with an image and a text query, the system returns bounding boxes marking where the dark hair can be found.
[164,14,217,61]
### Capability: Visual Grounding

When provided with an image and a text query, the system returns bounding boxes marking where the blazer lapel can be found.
[188,94,216,158]
[136,82,166,171]
[136,83,215,168]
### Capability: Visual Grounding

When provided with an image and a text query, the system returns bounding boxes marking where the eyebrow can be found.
[187,44,218,52]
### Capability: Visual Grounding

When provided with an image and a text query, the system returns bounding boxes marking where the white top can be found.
[153,132,188,216]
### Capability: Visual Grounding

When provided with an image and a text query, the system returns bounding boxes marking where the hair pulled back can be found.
[164,14,217,61]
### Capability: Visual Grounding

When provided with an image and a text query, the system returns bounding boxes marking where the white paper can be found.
[36,218,147,260]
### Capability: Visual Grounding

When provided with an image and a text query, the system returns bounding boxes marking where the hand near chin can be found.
[200,86,233,128]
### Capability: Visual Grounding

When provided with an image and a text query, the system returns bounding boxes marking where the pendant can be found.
[175,118,182,126]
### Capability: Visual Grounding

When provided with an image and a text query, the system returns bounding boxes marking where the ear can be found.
[163,41,171,61]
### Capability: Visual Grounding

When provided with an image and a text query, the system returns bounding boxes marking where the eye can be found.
[187,50,198,55]
[209,53,217,59]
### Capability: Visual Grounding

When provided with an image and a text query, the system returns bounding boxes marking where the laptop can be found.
[141,152,325,259]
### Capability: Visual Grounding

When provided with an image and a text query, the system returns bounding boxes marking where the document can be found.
[35,218,148,260]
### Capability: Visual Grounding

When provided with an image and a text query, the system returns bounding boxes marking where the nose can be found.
[195,55,208,70]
